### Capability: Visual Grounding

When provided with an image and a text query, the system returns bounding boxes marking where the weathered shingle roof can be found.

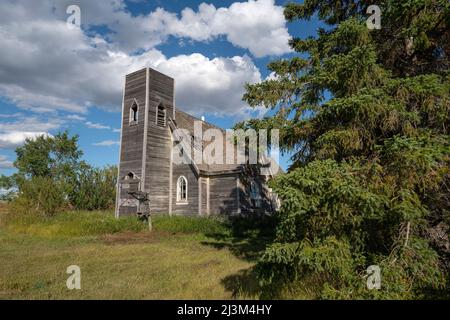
[170,108,282,176]
[170,109,241,174]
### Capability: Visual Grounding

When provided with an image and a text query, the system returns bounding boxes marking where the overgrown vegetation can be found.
[0,204,258,299]
[0,132,117,216]
[237,0,449,299]
[2,208,237,238]
[152,215,228,235]
[0,200,276,299]
[2,210,146,238]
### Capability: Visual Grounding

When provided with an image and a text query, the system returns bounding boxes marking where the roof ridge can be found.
[175,108,225,132]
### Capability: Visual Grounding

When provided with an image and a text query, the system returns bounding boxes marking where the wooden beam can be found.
[198,177,202,216]
[169,132,173,215]
[115,75,126,219]
[206,177,210,216]
[236,176,241,214]
[140,68,150,192]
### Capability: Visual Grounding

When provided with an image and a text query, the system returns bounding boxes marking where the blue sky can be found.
[0,0,322,176]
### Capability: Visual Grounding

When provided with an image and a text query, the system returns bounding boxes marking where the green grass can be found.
[0,206,264,299]
[2,210,147,238]
[152,214,228,235]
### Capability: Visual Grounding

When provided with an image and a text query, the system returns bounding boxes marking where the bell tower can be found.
[115,67,175,217]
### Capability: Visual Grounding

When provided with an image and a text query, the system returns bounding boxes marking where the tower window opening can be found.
[129,100,138,124]
[157,104,166,127]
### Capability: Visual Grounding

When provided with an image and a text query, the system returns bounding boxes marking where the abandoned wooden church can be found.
[115,67,280,217]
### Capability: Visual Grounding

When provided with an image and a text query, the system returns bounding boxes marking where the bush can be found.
[1,131,118,214]
[71,165,117,210]
[9,176,68,219]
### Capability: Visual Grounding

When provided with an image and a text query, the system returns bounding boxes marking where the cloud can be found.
[0,113,23,118]
[0,117,61,149]
[67,114,86,121]
[0,155,13,169]
[155,54,261,117]
[85,121,111,130]
[127,0,292,58]
[93,140,120,146]
[0,0,281,119]
[53,0,291,57]
[0,132,50,149]
[167,0,292,57]
[0,117,63,133]
[112,128,121,133]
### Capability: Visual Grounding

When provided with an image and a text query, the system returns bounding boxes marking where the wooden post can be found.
[148,215,152,232]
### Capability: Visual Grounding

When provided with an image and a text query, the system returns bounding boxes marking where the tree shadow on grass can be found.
[201,215,276,298]
[202,214,276,262]
[201,232,272,262]
[220,267,262,299]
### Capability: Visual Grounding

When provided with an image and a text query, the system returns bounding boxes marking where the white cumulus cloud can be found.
[0,132,50,149]
[0,0,286,120]
[85,121,111,130]
[49,0,291,57]
[0,117,61,149]
[0,155,14,169]
[93,140,120,147]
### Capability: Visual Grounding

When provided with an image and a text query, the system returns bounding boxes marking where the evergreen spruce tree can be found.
[237,0,449,299]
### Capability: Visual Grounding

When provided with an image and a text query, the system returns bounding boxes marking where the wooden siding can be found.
[117,69,147,216]
[171,163,199,216]
[238,174,274,214]
[143,69,175,214]
[117,67,276,218]
[208,174,239,215]
[118,68,176,215]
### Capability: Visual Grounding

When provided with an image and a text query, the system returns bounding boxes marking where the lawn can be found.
[0,204,268,299]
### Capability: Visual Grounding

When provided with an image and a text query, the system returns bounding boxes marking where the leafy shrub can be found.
[9,176,68,219]
[1,132,118,216]
[71,165,117,210]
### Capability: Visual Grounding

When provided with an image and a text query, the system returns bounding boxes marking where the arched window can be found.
[156,104,166,127]
[129,100,138,124]
[177,176,188,203]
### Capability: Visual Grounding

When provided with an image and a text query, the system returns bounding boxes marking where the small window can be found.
[124,172,138,180]
[156,104,166,127]
[177,176,187,203]
[250,180,261,208]
[129,100,138,124]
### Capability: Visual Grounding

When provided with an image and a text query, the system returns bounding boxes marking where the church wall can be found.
[171,163,199,216]
[208,174,239,215]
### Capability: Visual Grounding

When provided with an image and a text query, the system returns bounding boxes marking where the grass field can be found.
[0,204,269,299]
